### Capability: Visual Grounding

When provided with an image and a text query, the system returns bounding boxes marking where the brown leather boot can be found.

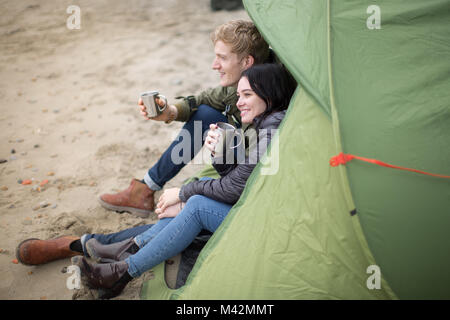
[16,236,81,265]
[98,179,155,218]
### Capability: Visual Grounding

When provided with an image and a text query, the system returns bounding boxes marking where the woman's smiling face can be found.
[236,76,267,124]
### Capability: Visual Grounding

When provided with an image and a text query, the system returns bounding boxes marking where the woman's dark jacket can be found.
[179,110,286,205]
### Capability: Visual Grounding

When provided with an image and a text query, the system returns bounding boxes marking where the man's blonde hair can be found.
[211,20,270,64]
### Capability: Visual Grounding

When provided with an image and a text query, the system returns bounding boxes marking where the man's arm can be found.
[173,86,237,122]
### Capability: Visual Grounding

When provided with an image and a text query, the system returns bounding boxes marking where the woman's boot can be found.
[85,238,139,263]
[78,257,132,299]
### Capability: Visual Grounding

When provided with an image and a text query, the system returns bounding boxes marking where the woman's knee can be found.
[185,194,209,209]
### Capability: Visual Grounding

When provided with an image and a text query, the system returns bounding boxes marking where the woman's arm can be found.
[180,114,283,204]
[179,162,257,204]
[212,160,236,177]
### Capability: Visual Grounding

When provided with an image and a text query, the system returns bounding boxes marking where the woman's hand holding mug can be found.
[205,124,220,156]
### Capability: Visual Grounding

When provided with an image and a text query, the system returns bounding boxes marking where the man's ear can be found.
[243,55,255,69]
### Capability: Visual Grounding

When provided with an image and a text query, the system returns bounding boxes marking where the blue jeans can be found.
[144,104,227,190]
[80,224,213,257]
[80,224,153,257]
[126,193,232,278]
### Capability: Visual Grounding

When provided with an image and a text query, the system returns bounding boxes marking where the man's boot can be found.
[16,236,82,265]
[98,179,155,218]
[85,238,139,263]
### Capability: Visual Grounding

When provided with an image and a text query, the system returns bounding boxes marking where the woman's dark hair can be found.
[240,63,297,123]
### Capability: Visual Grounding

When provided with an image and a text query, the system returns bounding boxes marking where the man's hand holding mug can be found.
[139,91,177,123]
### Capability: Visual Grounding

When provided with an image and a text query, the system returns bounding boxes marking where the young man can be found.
[98,20,271,218]
[16,20,272,266]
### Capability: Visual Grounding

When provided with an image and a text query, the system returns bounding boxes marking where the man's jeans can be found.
[126,192,232,278]
[144,104,227,190]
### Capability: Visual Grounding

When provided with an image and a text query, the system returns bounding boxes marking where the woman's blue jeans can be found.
[144,104,227,190]
[126,191,232,278]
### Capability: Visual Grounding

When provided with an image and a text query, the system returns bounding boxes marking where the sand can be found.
[0,0,248,299]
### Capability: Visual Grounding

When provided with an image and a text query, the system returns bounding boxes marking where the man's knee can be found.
[191,104,226,124]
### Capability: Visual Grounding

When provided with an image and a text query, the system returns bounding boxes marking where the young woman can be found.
[76,63,297,299]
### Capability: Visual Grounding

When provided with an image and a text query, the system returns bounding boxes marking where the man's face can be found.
[212,40,252,87]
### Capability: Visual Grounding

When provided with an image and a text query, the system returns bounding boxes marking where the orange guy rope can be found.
[330,152,450,179]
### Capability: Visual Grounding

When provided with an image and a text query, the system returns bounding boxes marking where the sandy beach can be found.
[0,0,248,299]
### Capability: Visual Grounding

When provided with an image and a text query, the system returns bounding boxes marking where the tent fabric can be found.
[142,87,396,299]
[329,0,450,300]
[141,0,449,299]
[174,88,397,299]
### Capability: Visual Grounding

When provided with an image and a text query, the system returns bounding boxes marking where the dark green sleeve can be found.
[173,86,238,122]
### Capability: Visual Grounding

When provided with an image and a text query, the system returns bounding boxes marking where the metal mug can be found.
[213,122,244,158]
[140,91,167,118]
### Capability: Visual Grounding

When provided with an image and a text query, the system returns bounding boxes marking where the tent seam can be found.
[326,0,356,214]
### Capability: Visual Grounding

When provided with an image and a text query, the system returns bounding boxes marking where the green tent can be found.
[142,0,450,300]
